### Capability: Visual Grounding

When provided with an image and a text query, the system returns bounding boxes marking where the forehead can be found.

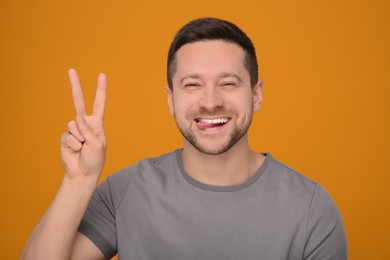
[174,40,248,80]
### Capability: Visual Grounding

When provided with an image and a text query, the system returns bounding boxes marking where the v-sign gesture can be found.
[21,68,108,260]
[61,69,107,181]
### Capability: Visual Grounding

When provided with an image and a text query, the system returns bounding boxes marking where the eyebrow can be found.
[179,72,243,85]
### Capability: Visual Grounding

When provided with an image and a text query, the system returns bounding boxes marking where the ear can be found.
[252,80,263,112]
[165,85,174,116]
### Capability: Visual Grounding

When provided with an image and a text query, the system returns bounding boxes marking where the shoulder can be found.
[107,149,178,181]
[263,154,318,196]
[100,150,179,204]
[264,155,343,216]
[264,154,347,258]
[304,183,347,258]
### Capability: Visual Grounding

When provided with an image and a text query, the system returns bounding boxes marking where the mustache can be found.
[186,107,236,119]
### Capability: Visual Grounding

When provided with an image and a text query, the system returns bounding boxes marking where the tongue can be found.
[196,122,225,130]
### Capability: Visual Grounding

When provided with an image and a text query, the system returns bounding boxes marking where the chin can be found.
[194,145,231,156]
[186,135,244,156]
[178,118,251,156]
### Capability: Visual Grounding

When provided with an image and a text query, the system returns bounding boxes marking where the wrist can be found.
[61,174,99,194]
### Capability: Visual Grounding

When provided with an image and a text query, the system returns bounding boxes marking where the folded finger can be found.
[61,132,83,152]
[76,115,100,146]
[67,121,85,143]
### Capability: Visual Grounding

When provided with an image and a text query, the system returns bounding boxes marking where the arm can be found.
[21,69,107,260]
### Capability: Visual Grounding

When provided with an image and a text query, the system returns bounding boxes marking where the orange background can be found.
[1,0,389,259]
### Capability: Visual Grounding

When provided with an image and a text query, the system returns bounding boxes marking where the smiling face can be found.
[167,40,262,155]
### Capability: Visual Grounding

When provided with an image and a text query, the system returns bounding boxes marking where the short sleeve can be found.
[304,184,348,260]
[78,179,117,259]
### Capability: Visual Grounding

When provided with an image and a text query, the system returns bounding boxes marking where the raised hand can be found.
[60,69,107,181]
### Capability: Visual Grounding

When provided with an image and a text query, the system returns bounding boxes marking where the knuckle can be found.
[67,121,75,131]
[65,133,74,143]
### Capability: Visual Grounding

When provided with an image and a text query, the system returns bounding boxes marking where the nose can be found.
[198,86,224,110]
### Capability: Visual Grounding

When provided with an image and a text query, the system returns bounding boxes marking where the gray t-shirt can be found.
[79,150,347,259]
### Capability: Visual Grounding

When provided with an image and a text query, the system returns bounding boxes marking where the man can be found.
[22,18,347,259]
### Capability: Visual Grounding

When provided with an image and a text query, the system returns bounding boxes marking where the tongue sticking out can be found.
[195,120,228,130]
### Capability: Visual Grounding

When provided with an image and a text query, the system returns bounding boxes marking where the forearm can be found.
[21,176,98,260]
[22,69,108,259]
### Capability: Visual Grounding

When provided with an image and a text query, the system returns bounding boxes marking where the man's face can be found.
[167,40,262,155]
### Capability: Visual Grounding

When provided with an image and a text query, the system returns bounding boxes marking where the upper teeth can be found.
[198,118,229,124]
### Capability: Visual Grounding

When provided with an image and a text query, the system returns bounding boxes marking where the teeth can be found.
[198,118,229,124]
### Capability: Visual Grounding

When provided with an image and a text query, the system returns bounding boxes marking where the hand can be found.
[60,69,107,181]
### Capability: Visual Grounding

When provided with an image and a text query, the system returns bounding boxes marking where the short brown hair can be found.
[167,17,258,90]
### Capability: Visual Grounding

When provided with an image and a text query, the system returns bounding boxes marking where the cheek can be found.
[239,104,253,119]
[230,95,253,111]
[173,98,193,118]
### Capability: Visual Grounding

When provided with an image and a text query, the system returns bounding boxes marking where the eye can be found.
[184,82,201,88]
[221,82,237,88]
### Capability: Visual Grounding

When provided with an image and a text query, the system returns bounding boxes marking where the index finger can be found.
[68,68,86,115]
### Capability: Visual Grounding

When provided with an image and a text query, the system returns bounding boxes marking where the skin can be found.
[22,40,264,259]
[167,40,264,186]
[21,69,106,259]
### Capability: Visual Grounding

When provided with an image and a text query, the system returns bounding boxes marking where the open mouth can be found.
[194,117,230,129]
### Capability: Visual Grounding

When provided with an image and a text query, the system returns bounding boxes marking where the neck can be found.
[181,135,264,186]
